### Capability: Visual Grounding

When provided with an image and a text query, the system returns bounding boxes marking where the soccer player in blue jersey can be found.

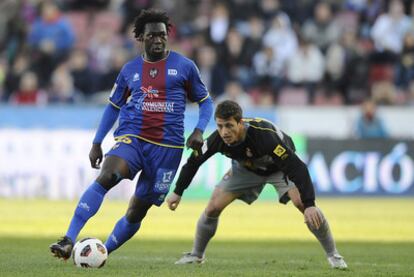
[50,9,214,260]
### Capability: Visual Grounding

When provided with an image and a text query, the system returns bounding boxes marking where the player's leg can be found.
[50,137,141,260]
[287,187,347,269]
[104,195,152,253]
[105,142,183,254]
[193,186,239,256]
[176,185,239,264]
[66,156,130,240]
[176,163,267,264]
[50,156,130,259]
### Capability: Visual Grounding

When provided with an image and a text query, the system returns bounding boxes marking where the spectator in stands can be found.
[9,71,47,105]
[325,30,362,104]
[4,54,30,101]
[286,35,325,104]
[207,3,230,46]
[88,26,122,76]
[0,0,26,63]
[395,32,414,91]
[28,1,75,87]
[241,15,265,67]
[256,0,283,22]
[262,13,297,71]
[302,2,341,53]
[252,46,285,96]
[195,45,227,98]
[354,0,384,38]
[371,0,410,56]
[219,28,251,88]
[355,99,389,138]
[97,48,129,93]
[68,49,96,98]
[215,80,254,109]
[48,63,78,103]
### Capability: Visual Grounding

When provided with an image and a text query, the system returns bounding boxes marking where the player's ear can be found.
[137,34,144,42]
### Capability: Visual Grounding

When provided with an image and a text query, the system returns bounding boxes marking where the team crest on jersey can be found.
[149,68,158,78]
[141,86,159,98]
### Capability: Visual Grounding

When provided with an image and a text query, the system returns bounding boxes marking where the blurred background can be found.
[0,0,413,200]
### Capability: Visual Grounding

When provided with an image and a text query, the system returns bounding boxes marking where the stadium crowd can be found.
[1,0,414,106]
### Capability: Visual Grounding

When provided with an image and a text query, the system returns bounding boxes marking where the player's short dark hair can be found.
[215,100,243,122]
[133,9,172,39]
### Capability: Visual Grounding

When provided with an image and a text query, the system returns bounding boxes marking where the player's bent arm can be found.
[195,95,213,133]
[173,155,203,196]
[277,153,316,208]
[186,96,214,150]
[92,104,120,144]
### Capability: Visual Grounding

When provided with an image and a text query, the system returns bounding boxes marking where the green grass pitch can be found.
[0,198,413,276]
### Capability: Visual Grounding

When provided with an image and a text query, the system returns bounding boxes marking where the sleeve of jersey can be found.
[92,104,120,144]
[266,133,316,208]
[195,96,213,133]
[108,68,130,109]
[187,61,210,103]
[173,133,219,196]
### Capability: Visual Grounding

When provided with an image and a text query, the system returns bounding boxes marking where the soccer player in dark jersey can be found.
[50,9,213,260]
[167,100,347,269]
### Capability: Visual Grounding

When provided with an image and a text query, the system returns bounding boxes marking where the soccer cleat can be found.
[327,254,348,269]
[49,236,74,260]
[175,252,205,264]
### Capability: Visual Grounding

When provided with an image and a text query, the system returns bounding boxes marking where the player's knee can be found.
[125,208,146,223]
[96,171,122,188]
[205,204,223,217]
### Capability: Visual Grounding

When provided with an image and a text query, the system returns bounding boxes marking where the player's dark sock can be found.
[306,209,338,256]
[192,212,218,258]
[104,216,141,253]
[66,182,108,242]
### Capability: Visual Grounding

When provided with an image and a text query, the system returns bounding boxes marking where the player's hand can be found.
[89,143,103,169]
[166,192,181,211]
[186,128,203,152]
[304,206,323,230]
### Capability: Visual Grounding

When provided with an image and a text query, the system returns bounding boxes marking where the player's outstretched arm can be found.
[186,96,213,151]
[166,192,181,211]
[90,104,120,169]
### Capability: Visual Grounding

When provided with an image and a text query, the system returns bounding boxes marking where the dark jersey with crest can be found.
[174,118,316,208]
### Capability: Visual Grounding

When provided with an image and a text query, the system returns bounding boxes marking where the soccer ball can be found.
[72,238,108,268]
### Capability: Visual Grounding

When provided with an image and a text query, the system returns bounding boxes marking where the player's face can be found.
[216,117,244,145]
[142,23,168,61]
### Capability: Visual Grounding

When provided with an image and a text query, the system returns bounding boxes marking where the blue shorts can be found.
[106,136,183,206]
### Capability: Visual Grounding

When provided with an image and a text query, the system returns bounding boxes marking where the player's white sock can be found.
[306,209,338,257]
[191,212,218,258]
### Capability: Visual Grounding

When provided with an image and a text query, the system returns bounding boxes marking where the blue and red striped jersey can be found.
[108,51,209,148]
